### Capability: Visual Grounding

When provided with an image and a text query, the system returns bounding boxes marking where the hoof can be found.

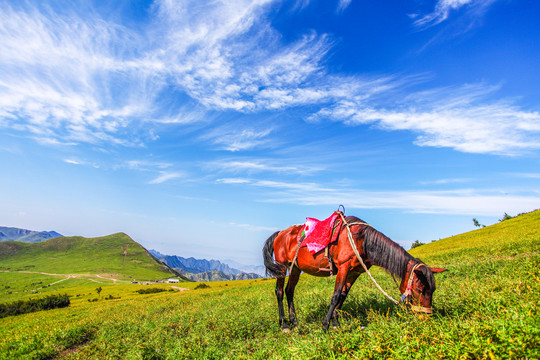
[282,328,290,333]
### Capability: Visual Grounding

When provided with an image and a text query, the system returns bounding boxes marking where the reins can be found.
[337,212,433,314]
[337,212,400,305]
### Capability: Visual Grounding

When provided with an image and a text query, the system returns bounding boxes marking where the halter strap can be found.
[338,212,433,314]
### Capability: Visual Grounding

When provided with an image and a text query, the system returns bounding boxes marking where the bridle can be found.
[339,211,434,315]
[400,263,433,314]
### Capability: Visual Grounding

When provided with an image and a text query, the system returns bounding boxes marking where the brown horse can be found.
[262,214,447,332]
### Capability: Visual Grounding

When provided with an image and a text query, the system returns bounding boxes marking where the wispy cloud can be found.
[0,2,159,146]
[63,158,99,168]
[509,173,540,179]
[228,222,279,232]
[125,160,172,171]
[312,84,540,155]
[64,159,82,165]
[1,0,538,157]
[201,127,274,152]
[219,178,540,216]
[420,178,473,185]
[336,0,353,13]
[216,178,251,184]
[149,171,183,184]
[209,159,321,176]
[411,0,497,29]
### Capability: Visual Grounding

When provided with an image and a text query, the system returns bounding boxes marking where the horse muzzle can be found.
[409,304,433,314]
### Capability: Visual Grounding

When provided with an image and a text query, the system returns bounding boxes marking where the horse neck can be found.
[360,225,414,281]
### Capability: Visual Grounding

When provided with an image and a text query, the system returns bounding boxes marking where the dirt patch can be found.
[170,286,190,291]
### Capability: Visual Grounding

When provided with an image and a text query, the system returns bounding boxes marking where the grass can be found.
[0,233,181,290]
[0,210,538,359]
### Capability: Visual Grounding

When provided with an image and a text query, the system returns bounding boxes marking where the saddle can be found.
[291,211,344,275]
[298,211,342,254]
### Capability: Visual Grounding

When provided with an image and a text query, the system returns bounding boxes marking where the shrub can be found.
[0,294,70,318]
[194,283,210,290]
[136,288,167,294]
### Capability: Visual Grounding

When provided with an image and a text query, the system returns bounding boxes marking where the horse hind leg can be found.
[275,277,290,331]
[285,266,301,330]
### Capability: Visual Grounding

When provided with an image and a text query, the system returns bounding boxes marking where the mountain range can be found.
[0,226,62,243]
[1,226,263,281]
[149,250,263,281]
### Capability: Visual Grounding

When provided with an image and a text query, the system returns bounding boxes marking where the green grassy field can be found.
[0,211,538,359]
[0,233,180,292]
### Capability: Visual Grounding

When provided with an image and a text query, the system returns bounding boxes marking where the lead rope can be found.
[338,213,400,305]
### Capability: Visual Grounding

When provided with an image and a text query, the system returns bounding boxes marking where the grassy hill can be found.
[410,209,539,262]
[0,211,538,359]
[0,233,181,283]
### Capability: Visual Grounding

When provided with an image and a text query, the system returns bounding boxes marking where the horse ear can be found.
[429,267,448,273]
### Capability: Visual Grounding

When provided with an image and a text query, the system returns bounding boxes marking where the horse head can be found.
[400,260,447,314]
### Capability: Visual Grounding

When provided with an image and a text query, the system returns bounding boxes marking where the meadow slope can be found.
[0,211,538,359]
[0,233,182,299]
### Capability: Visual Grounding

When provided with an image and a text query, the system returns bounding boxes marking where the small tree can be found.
[96,287,102,298]
[473,218,481,227]
[410,240,425,249]
[499,213,513,222]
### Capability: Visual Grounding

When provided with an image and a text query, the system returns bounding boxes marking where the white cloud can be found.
[313,84,540,155]
[125,160,172,171]
[1,0,538,158]
[0,2,161,145]
[149,171,183,184]
[228,222,279,232]
[201,127,274,152]
[220,178,540,216]
[209,160,321,176]
[412,0,496,29]
[337,0,353,13]
[216,178,251,184]
[420,178,473,185]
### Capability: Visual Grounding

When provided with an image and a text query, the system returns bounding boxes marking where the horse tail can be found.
[263,231,286,278]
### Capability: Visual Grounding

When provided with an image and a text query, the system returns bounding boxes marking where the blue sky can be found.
[1,0,539,266]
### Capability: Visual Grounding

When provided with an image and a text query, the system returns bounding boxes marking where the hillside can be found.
[410,209,539,261]
[0,226,62,243]
[0,211,538,359]
[0,233,182,281]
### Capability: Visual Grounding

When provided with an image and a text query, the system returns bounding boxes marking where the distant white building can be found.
[168,279,180,283]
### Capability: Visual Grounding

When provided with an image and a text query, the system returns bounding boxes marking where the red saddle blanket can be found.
[298,212,342,255]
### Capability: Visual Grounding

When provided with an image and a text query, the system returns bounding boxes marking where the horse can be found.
[262,214,447,332]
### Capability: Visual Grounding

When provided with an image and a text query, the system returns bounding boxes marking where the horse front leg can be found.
[285,267,301,330]
[275,277,289,331]
[331,273,359,328]
[322,270,348,332]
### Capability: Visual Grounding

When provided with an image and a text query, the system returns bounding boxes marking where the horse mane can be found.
[345,216,415,280]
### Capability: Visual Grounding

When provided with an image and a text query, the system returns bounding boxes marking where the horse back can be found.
[273,225,303,264]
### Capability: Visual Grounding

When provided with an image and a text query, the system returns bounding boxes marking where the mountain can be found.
[0,233,186,281]
[182,270,261,282]
[0,226,63,243]
[149,250,262,281]
[222,259,266,277]
[149,250,241,274]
